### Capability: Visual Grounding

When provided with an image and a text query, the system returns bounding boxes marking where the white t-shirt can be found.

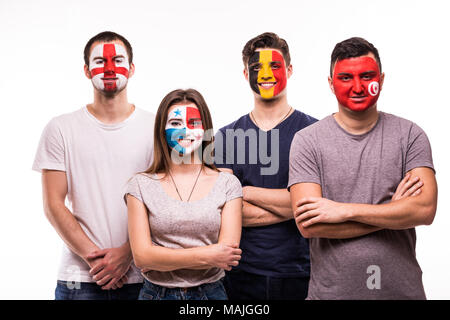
[33,106,155,283]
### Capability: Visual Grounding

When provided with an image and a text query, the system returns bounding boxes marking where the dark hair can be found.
[84,31,133,67]
[144,89,218,175]
[242,32,291,67]
[330,37,382,76]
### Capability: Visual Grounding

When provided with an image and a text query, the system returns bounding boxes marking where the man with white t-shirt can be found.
[33,31,155,300]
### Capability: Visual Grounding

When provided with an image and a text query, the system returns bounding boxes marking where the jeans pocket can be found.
[139,281,160,300]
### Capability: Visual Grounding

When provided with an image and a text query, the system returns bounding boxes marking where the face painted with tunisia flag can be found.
[89,42,130,93]
[248,49,288,99]
[331,55,381,112]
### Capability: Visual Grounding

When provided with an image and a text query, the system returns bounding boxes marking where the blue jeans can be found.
[55,280,142,300]
[224,269,309,300]
[139,278,228,300]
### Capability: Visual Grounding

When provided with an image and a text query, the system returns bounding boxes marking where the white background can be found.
[0,0,449,299]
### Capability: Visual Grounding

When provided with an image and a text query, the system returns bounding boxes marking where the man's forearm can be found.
[244,186,293,219]
[242,201,290,227]
[345,196,436,229]
[45,201,99,263]
[300,221,381,239]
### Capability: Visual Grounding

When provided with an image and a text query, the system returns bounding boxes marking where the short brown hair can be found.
[84,31,133,67]
[330,37,382,77]
[242,32,291,67]
[144,89,218,175]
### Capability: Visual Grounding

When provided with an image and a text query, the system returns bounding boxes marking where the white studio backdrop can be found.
[0,0,449,299]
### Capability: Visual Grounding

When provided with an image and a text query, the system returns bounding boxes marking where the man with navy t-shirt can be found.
[214,32,317,300]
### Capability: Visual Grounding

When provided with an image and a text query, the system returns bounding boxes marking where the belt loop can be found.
[160,286,166,298]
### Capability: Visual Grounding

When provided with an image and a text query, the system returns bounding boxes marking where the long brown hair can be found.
[143,89,218,176]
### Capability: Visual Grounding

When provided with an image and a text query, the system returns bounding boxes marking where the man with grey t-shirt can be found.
[288,37,437,299]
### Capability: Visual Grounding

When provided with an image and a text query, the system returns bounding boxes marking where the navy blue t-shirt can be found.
[214,109,317,278]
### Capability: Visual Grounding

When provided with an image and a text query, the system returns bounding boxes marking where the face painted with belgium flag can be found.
[248,49,287,99]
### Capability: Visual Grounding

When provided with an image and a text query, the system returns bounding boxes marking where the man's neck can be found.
[333,104,379,135]
[87,89,134,124]
[251,93,291,130]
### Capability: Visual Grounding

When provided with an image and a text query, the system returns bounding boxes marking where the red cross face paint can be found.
[89,43,130,93]
[248,50,287,99]
[332,56,381,112]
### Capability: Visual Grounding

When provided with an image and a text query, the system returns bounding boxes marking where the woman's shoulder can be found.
[130,172,162,188]
[215,170,242,189]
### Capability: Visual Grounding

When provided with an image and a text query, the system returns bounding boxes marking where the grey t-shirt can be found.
[288,112,434,300]
[125,171,242,288]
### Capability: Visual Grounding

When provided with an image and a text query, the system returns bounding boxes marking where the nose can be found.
[352,78,363,94]
[260,64,274,81]
[104,59,115,73]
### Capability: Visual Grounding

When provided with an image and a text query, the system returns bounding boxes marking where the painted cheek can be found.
[272,51,287,96]
[248,52,261,95]
[165,128,186,154]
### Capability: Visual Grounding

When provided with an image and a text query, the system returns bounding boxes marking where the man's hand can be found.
[87,244,133,290]
[392,172,423,201]
[294,197,349,228]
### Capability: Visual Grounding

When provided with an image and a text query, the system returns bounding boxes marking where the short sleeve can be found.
[124,175,144,204]
[405,123,435,173]
[214,129,233,170]
[32,118,66,172]
[224,173,242,202]
[288,131,321,190]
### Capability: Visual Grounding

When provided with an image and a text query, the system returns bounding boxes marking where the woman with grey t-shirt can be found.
[125,89,243,300]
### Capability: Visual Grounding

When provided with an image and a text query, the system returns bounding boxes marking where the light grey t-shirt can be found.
[288,112,434,300]
[125,171,242,288]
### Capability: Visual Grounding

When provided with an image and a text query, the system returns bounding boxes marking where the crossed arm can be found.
[127,194,242,272]
[217,168,292,227]
[290,167,437,239]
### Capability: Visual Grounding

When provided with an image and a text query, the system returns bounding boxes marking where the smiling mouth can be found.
[350,96,367,102]
[258,82,277,89]
[102,77,118,81]
[177,138,195,147]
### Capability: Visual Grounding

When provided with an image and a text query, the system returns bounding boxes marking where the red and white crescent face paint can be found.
[89,43,130,93]
[332,56,381,112]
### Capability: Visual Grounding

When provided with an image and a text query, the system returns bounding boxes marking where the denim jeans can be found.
[138,278,228,300]
[223,269,309,300]
[55,280,142,300]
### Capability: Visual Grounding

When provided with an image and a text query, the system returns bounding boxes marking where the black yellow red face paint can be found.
[248,49,287,99]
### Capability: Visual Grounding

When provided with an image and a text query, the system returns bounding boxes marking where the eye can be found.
[339,76,351,81]
[271,64,281,69]
[115,58,123,64]
[169,119,183,126]
[95,59,104,65]
[190,120,203,128]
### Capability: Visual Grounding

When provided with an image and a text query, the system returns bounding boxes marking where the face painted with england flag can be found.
[332,56,381,112]
[248,49,287,99]
[165,104,204,155]
[89,43,130,93]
